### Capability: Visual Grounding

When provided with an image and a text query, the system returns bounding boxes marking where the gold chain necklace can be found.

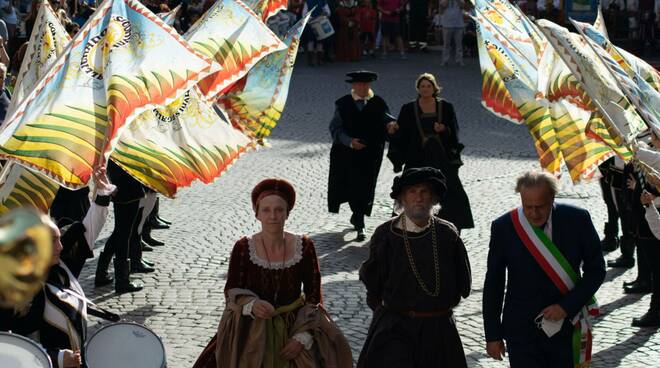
[401,214,441,297]
[260,235,287,304]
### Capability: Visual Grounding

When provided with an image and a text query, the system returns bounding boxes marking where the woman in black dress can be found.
[388,73,474,230]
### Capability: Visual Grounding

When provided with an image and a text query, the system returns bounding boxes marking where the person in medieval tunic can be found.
[328,70,397,241]
[483,171,606,367]
[335,0,361,62]
[192,179,352,368]
[388,73,474,231]
[358,167,471,367]
[0,167,115,368]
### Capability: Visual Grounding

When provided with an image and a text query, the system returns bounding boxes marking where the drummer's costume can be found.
[0,191,112,368]
[328,71,396,239]
[483,203,606,367]
[358,168,472,367]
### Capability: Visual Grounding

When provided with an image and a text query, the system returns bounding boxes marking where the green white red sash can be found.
[511,207,599,368]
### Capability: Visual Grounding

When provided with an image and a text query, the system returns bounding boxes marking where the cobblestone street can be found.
[80,52,660,367]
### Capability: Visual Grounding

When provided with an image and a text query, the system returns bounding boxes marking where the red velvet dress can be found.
[335,6,362,62]
[224,235,322,307]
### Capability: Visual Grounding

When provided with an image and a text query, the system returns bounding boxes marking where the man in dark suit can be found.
[483,171,606,367]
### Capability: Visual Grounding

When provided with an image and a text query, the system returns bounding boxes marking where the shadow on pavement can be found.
[592,327,658,366]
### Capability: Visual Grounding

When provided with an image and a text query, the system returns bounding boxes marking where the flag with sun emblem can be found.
[0,0,67,214]
[0,0,212,189]
[219,13,310,143]
[110,87,251,197]
[186,0,286,100]
[8,0,71,118]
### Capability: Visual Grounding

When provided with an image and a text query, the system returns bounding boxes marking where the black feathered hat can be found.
[345,70,378,83]
[390,167,447,199]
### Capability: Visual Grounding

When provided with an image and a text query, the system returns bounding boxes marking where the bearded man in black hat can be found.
[358,167,471,367]
[328,70,398,241]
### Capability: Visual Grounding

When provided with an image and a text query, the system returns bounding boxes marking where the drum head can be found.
[0,332,52,368]
[85,323,165,368]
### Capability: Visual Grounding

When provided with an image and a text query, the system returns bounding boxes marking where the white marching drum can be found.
[0,332,52,368]
[309,15,335,40]
[85,322,166,368]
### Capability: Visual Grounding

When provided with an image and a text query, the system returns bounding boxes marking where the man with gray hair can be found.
[483,171,606,367]
[358,167,471,367]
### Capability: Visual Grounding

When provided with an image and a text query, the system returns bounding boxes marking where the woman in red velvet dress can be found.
[193,179,352,368]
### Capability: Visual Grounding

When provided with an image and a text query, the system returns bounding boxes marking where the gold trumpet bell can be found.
[0,208,53,308]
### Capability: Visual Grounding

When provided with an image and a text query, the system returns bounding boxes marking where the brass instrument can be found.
[0,208,52,308]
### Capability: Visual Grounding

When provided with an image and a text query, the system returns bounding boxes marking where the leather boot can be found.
[623,279,652,294]
[316,51,325,65]
[608,236,635,268]
[601,221,619,252]
[143,228,164,246]
[94,251,114,287]
[632,309,660,327]
[147,216,170,230]
[131,259,155,273]
[115,259,144,294]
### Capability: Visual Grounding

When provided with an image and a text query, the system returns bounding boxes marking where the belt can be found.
[383,303,452,318]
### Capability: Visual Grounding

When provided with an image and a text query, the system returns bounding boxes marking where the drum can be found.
[309,15,335,40]
[85,322,166,368]
[0,332,52,368]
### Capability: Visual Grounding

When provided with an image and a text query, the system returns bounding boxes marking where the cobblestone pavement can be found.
[80,52,660,367]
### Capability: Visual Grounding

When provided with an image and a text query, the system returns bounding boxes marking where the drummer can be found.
[0,167,115,368]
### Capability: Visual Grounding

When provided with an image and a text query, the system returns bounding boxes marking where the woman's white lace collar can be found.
[248,234,303,270]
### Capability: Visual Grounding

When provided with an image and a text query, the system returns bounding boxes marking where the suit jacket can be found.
[482,203,606,343]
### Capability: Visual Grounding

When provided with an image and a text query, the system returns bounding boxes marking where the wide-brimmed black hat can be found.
[345,70,378,83]
[390,167,447,199]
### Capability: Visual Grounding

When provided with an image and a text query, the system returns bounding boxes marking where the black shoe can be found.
[142,242,154,252]
[608,256,634,268]
[94,251,114,287]
[131,260,155,273]
[156,216,171,225]
[143,233,164,246]
[632,310,660,327]
[115,260,144,294]
[142,258,155,267]
[624,280,652,294]
[116,281,144,294]
[148,218,170,230]
[356,229,366,242]
[601,236,619,253]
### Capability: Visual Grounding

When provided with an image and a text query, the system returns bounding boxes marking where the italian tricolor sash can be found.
[511,207,599,368]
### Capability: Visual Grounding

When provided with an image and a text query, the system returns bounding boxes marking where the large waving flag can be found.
[0,0,68,214]
[537,19,648,144]
[219,13,310,142]
[157,4,180,25]
[110,87,251,197]
[475,0,563,175]
[8,0,71,117]
[0,0,212,189]
[186,0,286,100]
[572,19,660,133]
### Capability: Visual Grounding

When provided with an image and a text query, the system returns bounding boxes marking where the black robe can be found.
[388,99,474,230]
[358,216,471,367]
[328,94,392,216]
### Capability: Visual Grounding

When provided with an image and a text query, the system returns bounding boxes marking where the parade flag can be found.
[572,19,660,133]
[8,0,71,117]
[536,19,648,145]
[475,0,563,175]
[110,87,251,197]
[157,4,180,25]
[0,0,212,189]
[219,13,310,142]
[0,166,59,214]
[593,4,608,38]
[186,0,286,100]
[0,0,68,214]
[242,0,288,21]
